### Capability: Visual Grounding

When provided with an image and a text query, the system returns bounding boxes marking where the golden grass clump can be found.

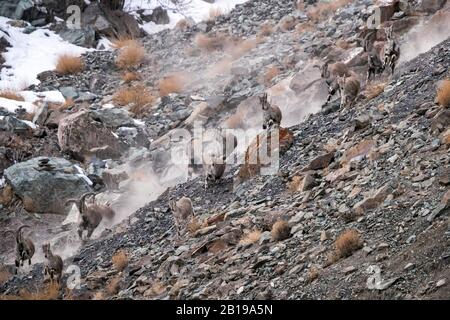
[111,36,136,49]
[113,84,155,115]
[158,73,186,97]
[0,90,24,101]
[106,276,122,296]
[187,217,204,235]
[240,230,262,245]
[334,229,362,259]
[112,250,128,272]
[194,33,229,51]
[271,220,291,241]
[122,71,142,83]
[115,41,145,70]
[19,283,60,300]
[436,79,450,107]
[365,81,386,100]
[307,0,352,22]
[0,267,11,285]
[55,54,84,75]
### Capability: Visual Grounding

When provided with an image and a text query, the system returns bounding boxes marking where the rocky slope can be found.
[0,0,449,299]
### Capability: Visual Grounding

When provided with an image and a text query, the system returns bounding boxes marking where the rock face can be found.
[82,2,142,39]
[4,157,92,213]
[57,110,126,160]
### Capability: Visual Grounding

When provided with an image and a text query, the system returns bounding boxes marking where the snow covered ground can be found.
[0,16,87,91]
[0,1,249,110]
[125,0,249,34]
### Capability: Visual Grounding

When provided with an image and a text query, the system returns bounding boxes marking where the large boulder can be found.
[418,0,447,13]
[139,6,170,24]
[82,2,142,39]
[4,156,92,214]
[235,128,294,185]
[58,110,127,160]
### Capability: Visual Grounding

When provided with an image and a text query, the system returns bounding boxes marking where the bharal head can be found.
[337,75,347,88]
[42,243,51,258]
[259,93,269,111]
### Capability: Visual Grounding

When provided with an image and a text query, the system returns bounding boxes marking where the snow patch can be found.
[0,17,88,90]
[0,97,36,113]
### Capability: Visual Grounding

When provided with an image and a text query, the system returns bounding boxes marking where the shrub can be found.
[240,230,262,245]
[106,276,121,296]
[112,250,128,272]
[122,71,141,83]
[55,54,84,75]
[113,84,155,115]
[158,73,185,97]
[436,79,450,107]
[111,36,136,49]
[334,229,362,259]
[115,41,145,70]
[271,220,291,241]
[19,283,60,300]
[194,33,229,51]
[365,82,386,100]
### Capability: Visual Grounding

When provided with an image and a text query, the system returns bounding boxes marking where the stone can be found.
[302,152,335,171]
[300,173,317,192]
[0,116,33,135]
[354,184,392,215]
[32,103,49,126]
[58,110,126,160]
[4,156,92,213]
[236,128,294,184]
[419,0,447,13]
[259,231,272,245]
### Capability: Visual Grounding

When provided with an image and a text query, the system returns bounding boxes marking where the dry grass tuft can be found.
[307,0,352,23]
[436,79,450,107]
[113,84,155,115]
[112,250,128,272]
[187,217,204,235]
[271,220,291,241]
[106,276,121,296]
[194,33,229,51]
[228,38,257,59]
[0,90,24,101]
[122,71,142,83]
[240,230,262,245]
[307,266,320,283]
[0,185,14,205]
[158,73,186,97]
[365,82,386,100]
[55,54,84,75]
[0,267,11,285]
[263,66,280,85]
[19,283,60,300]
[115,41,145,70]
[111,36,136,49]
[334,229,362,259]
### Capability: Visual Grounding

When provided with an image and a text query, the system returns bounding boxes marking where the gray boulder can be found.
[4,156,92,214]
[0,116,33,135]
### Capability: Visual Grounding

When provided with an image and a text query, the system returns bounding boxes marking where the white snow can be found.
[124,0,249,34]
[0,17,88,90]
[20,90,66,104]
[0,97,36,113]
